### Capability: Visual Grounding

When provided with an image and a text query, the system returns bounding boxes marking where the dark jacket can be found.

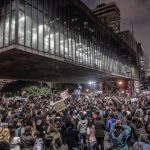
[66,126,79,148]
[126,120,138,143]
[94,120,105,137]
[21,135,33,150]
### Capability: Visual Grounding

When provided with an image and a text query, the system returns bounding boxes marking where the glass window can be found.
[59,30,64,57]
[18,11,25,44]
[25,4,31,47]
[44,16,49,52]
[44,0,48,15]
[72,38,76,61]
[0,16,4,47]
[6,3,10,14]
[39,0,43,11]
[38,11,43,51]
[32,8,37,49]
[64,23,68,58]
[55,22,60,56]
[19,0,25,11]
[33,0,37,8]
[12,0,16,11]
[5,14,10,46]
[50,21,54,54]
[10,11,16,43]
[26,0,32,5]
[1,7,5,16]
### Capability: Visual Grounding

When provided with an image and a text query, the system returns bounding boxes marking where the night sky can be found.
[81,0,150,67]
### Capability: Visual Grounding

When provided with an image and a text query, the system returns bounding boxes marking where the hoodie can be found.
[106,118,116,132]
[77,119,88,133]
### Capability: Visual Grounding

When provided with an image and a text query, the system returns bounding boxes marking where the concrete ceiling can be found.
[0,46,126,83]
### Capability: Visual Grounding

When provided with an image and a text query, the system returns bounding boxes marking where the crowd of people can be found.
[0,91,150,150]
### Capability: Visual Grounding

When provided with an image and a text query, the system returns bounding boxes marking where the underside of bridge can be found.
[0,45,127,83]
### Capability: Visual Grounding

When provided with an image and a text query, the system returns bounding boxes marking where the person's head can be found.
[132,117,138,124]
[56,112,60,117]
[24,126,32,136]
[122,111,127,116]
[9,129,16,139]
[88,120,93,127]
[136,119,143,128]
[96,115,102,120]
[115,120,122,130]
[118,108,122,112]
[0,141,10,150]
[33,131,41,139]
[37,110,41,115]
[145,123,150,135]
[140,133,150,144]
[110,113,114,118]
[81,115,85,120]
[127,114,132,121]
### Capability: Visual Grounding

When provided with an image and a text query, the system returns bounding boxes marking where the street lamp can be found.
[118,81,123,86]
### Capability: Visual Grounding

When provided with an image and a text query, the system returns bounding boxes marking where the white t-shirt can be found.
[10,137,21,150]
[87,126,96,142]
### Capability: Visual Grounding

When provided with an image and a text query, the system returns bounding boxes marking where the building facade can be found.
[118,30,137,53]
[0,0,138,81]
[92,2,120,33]
[137,43,145,87]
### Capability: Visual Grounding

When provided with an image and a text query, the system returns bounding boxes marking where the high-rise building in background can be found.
[92,2,120,33]
[118,30,137,52]
[137,43,145,90]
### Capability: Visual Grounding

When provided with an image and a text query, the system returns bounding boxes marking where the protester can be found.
[20,126,34,150]
[9,129,21,150]
[94,115,105,150]
[87,121,97,150]
[126,114,138,148]
[66,121,80,150]
[110,120,131,150]
[77,115,88,145]
[0,90,150,150]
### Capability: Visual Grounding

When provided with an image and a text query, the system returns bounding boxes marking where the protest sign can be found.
[54,99,66,112]
[60,89,69,100]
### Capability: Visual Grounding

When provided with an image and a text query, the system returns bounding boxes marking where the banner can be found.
[54,99,66,112]
[60,89,69,100]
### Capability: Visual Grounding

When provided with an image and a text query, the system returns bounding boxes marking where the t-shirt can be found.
[87,126,96,142]
[10,137,21,150]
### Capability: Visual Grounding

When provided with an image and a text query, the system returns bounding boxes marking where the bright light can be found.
[19,16,25,22]
[50,40,54,48]
[39,25,43,33]
[88,81,95,85]
[50,34,53,39]
[60,45,63,50]
[65,48,68,52]
[86,89,89,92]
[118,81,123,85]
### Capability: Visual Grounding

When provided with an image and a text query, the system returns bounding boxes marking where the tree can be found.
[24,86,51,97]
